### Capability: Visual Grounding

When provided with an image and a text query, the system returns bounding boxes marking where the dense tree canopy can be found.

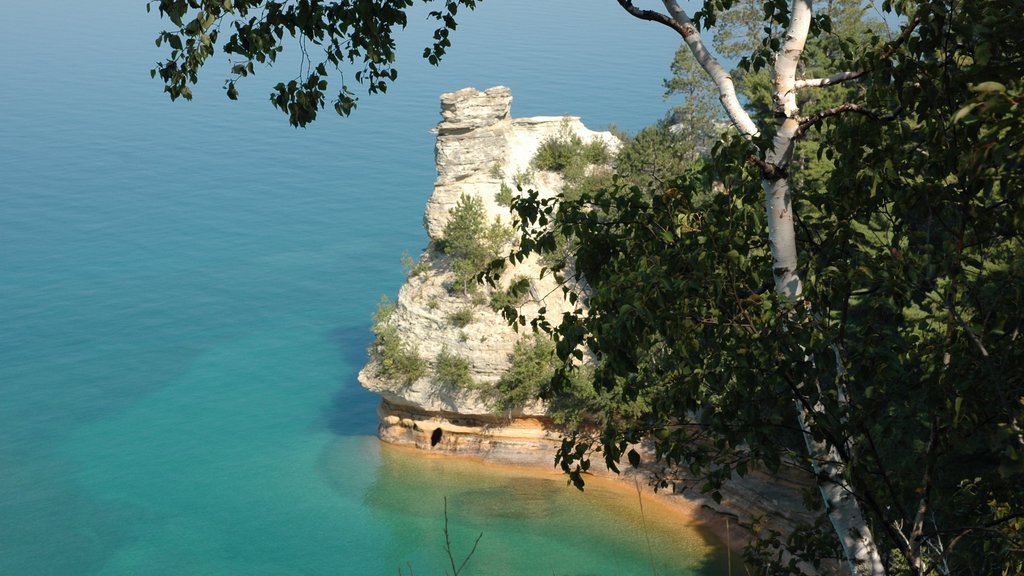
[507,1,1023,574]
[153,1,1023,574]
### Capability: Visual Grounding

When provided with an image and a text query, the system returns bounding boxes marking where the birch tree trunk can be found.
[617,1,888,573]
[763,3,884,573]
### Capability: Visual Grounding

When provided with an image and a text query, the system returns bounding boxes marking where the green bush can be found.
[488,334,596,422]
[614,122,697,192]
[495,182,515,207]
[492,335,557,411]
[434,347,476,390]
[532,120,610,183]
[370,296,427,386]
[562,167,614,203]
[447,307,475,328]
[488,162,504,179]
[440,193,513,294]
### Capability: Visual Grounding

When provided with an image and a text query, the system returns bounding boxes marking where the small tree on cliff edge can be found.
[152,1,1024,573]
[439,193,512,295]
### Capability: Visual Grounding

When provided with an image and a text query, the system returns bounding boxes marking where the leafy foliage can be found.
[489,276,530,313]
[434,346,475,390]
[505,0,1024,572]
[151,0,1024,571]
[371,296,427,386]
[149,0,479,126]
[439,193,513,295]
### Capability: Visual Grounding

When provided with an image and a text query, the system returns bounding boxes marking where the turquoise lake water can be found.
[1,1,728,573]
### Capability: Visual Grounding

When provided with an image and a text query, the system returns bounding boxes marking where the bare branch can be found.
[616,0,688,36]
[794,15,921,91]
[616,0,759,137]
[881,15,922,61]
[443,497,483,576]
[798,103,901,133]
[794,70,865,89]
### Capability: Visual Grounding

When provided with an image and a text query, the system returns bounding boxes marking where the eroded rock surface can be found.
[359,86,613,419]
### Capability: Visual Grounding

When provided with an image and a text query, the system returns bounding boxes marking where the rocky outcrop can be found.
[357,86,818,558]
[359,86,614,420]
[423,86,616,239]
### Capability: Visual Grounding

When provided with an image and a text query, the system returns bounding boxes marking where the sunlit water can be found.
[0,1,727,573]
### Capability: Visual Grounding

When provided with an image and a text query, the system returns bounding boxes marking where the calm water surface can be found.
[0,1,727,573]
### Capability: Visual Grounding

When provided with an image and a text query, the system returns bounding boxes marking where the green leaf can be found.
[627,449,640,468]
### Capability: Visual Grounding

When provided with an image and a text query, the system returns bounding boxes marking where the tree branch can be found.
[616,0,760,137]
[793,16,921,91]
[616,0,688,36]
[794,70,865,89]
[798,103,901,134]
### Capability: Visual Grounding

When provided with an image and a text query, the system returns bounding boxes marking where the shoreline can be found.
[377,437,747,561]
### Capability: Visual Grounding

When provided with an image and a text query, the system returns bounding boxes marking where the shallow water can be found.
[0,1,727,573]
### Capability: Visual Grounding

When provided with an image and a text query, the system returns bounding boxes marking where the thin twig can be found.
[443,497,483,576]
[794,70,865,89]
[634,479,658,576]
[792,15,921,90]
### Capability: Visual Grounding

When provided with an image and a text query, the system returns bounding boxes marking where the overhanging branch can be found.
[798,103,901,134]
[616,0,689,36]
[793,15,921,91]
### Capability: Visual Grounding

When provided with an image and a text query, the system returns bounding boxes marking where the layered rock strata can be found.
[358,86,615,459]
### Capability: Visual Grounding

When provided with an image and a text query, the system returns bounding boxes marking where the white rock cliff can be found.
[357,86,613,461]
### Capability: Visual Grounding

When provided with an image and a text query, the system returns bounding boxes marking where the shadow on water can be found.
[321,324,382,436]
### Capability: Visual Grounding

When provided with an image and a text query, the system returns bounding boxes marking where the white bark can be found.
[794,70,864,89]
[624,1,886,571]
[797,406,886,576]
[763,117,803,299]
[773,0,812,117]
[662,0,760,138]
[765,2,885,574]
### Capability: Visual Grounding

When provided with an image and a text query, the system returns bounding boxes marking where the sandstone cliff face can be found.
[358,86,614,423]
